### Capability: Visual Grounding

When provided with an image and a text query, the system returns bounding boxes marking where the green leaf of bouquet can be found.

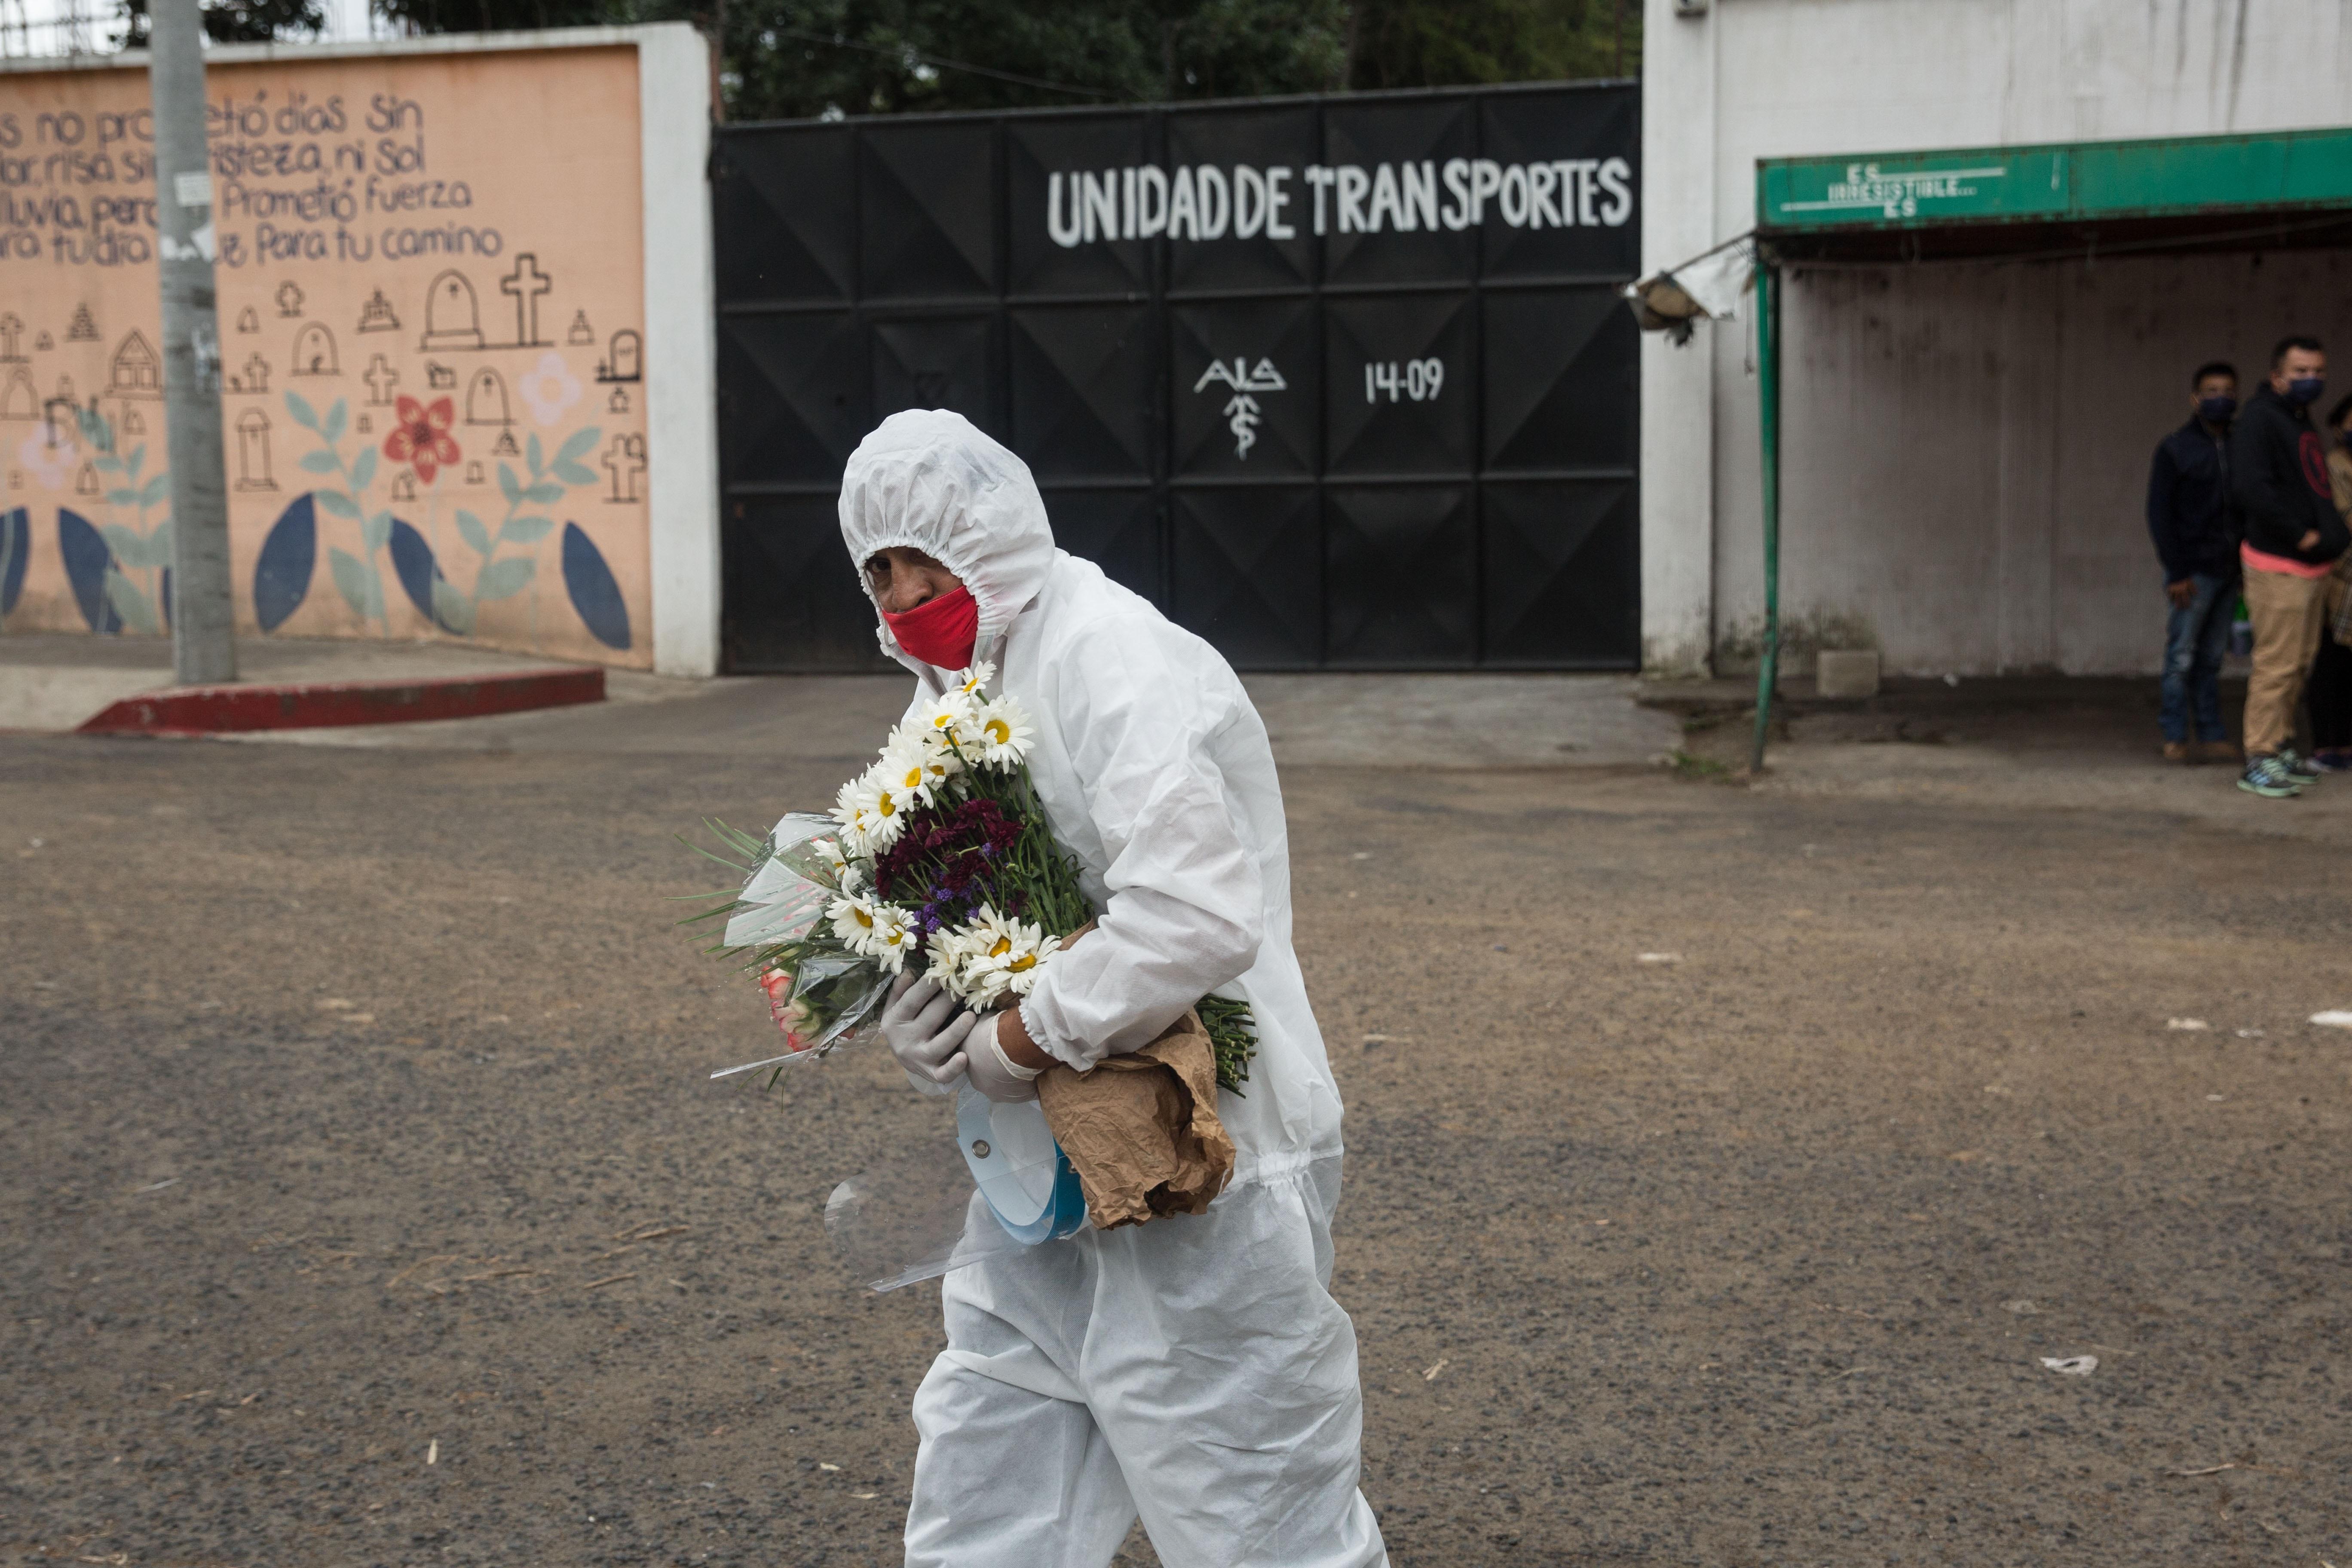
[298,450,340,475]
[551,458,596,487]
[313,487,359,519]
[502,514,554,545]
[285,390,319,432]
[350,446,378,493]
[455,509,491,554]
[474,555,536,601]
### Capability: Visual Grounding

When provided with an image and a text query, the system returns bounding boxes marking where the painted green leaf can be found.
[150,519,173,561]
[350,446,377,493]
[430,576,477,635]
[313,488,360,519]
[526,432,544,477]
[552,459,597,487]
[126,445,144,481]
[107,487,139,508]
[328,546,382,620]
[497,463,522,506]
[521,481,564,504]
[359,511,392,555]
[285,390,319,432]
[95,454,124,476]
[81,410,114,453]
[555,426,601,467]
[502,514,555,545]
[474,555,536,601]
[139,471,171,508]
[103,567,158,634]
[455,509,491,554]
[323,399,348,445]
[298,450,340,475]
[100,522,150,568]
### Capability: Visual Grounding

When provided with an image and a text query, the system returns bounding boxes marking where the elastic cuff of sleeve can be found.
[988,1014,1045,1081]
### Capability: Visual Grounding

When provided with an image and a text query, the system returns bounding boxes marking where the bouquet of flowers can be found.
[687,663,1257,1092]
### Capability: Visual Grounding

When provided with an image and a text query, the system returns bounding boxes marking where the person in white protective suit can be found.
[835,409,1388,1568]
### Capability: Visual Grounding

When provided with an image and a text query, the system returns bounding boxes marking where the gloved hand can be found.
[880,972,978,1088]
[963,1010,1044,1104]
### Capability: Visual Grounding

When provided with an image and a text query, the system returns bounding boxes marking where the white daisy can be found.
[828,893,884,952]
[871,909,920,974]
[951,660,997,700]
[830,776,879,857]
[921,691,978,750]
[965,697,1037,770]
[957,905,1061,1003]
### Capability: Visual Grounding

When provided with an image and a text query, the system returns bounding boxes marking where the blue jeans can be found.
[2161,570,2236,743]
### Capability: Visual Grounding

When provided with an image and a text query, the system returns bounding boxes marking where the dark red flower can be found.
[383,394,460,484]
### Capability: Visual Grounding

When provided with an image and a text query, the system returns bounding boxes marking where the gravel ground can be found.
[3,734,2348,1567]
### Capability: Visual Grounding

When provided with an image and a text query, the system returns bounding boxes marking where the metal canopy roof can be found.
[1755,126,2352,263]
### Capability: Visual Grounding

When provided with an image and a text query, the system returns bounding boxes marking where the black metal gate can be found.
[713,82,1639,672]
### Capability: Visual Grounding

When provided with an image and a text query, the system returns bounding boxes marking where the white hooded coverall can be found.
[837,410,1387,1568]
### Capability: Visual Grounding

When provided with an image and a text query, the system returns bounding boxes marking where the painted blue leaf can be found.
[388,517,466,633]
[252,492,318,633]
[57,508,122,634]
[0,507,29,617]
[561,521,631,650]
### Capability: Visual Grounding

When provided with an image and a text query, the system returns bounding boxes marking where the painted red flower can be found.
[383,395,459,484]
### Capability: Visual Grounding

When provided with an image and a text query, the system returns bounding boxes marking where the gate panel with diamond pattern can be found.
[714,82,1638,671]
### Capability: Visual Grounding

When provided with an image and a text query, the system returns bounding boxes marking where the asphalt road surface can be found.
[3,734,2347,1567]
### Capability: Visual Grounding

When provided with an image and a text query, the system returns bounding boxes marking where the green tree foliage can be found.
[355,0,1636,119]
[116,0,324,46]
[1346,0,1637,90]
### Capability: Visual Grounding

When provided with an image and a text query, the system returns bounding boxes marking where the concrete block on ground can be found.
[1816,649,1882,700]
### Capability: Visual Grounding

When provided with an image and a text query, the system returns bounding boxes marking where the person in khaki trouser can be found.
[2230,336,2351,797]
[2301,392,2352,771]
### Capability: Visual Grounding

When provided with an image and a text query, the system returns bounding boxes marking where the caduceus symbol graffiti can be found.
[1195,356,1286,460]
[1225,393,1260,459]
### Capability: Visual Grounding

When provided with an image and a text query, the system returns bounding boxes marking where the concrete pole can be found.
[149,0,236,685]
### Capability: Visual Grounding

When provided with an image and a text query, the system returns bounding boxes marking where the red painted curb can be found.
[77,665,606,735]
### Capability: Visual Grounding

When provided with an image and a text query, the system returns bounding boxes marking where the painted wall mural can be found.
[0,46,651,665]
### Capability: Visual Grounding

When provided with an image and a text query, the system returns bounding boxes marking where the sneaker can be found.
[2275,747,2323,784]
[2162,741,2191,763]
[2239,755,2304,797]
[2197,739,2243,765]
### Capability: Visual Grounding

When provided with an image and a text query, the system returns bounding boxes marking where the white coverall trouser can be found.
[904,1159,1386,1568]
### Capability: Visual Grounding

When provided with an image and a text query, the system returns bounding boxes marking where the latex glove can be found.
[880,972,977,1088]
[963,1011,1043,1104]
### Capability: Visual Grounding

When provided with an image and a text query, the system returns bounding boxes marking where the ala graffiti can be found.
[1047,157,1633,247]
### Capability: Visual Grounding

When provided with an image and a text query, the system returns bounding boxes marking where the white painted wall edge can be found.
[0,23,683,72]
[635,24,721,677]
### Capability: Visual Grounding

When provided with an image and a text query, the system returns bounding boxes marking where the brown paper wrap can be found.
[1035,1008,1235,1230]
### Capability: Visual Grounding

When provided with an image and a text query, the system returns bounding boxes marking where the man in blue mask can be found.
[2230,335,2351,797]
[2146,361,2242,763]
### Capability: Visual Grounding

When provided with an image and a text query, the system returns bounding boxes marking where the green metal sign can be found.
[1758,126,2352,232]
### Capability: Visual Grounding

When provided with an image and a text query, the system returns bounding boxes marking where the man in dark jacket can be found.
[2146,360,2242,762]
[2230,334,2352,797]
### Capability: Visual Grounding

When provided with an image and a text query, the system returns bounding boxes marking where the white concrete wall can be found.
[1644,0,2352,676]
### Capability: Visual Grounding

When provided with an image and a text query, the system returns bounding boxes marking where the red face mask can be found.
[882,585,978,670]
